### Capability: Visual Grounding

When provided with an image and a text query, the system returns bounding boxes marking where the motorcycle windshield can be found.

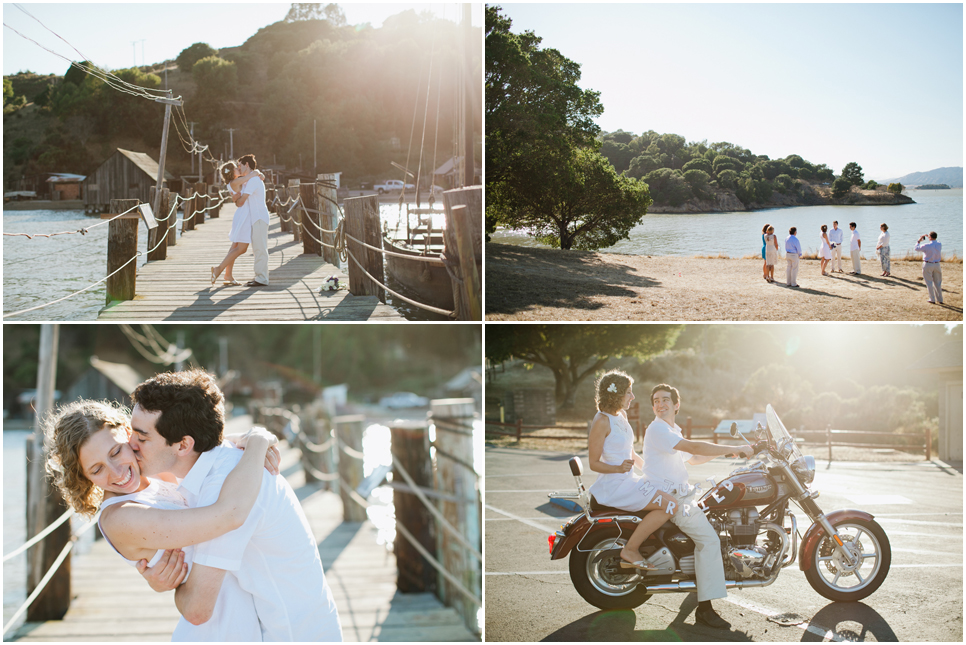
[765,404,805,462]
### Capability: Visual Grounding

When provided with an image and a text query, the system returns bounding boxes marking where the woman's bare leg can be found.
[223,243,249,281]
[619,493,680,567]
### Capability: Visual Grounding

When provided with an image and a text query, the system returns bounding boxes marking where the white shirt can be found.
[850,229,861,250]
[877,231,890,248]
[642,419,692,494]
[828,227,844,246]
[243,175,271,224]
[179,444,343,642]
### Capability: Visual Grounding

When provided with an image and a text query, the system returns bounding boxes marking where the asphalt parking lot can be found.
[484,447,964,642]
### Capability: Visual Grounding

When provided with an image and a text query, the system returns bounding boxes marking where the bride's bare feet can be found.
[211,267,219,284]
[619,548,654,569]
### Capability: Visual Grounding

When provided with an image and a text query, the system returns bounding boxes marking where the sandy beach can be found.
[485,243,963,321]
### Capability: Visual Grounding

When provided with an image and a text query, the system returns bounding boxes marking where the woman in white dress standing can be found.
[587,370,681,570]
[876,223,891,276]
[763,225,779,283]
[210,161,262,286]
[819,224,833,276]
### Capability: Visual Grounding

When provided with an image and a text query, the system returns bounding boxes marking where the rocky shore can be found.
[649,184,914,214]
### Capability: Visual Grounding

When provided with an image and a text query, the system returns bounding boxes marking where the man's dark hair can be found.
[833,220,838,225]
[929,231,938,240]
[849,222,857,228]
[651,383,680,406]
[789,227,797,235]
[238,154,257,171]
[131,369,224,452]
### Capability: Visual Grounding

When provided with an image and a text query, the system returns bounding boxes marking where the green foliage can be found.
[785,154,805,168]
[285,3,347,26]
[862,180,879,190]
[600,139,635,175]
[814,164,834,182]
[644,168,692,206]
[3,78,13,104]
[682,169,712,200]
[711,154,738,175]
[626,154,661,179]
[176,43,218,73]
[840,161,864,186]
[488,147,652,251]
[486,324,682,408]
[716,168,738,190]
[9,137,33,165]
[832,176,852,198]
[604,130,634,145]
[682,157,713,175]
[759,159,790,181]
[774,173,794,193]
[191,56,237,130]
[887,182,904,195]
[735,176,756,204]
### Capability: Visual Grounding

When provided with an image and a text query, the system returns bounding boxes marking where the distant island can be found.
[879,167,963,189]
[913,184,951,190]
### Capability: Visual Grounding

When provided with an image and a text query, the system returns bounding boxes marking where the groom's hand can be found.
[137,548,188,592]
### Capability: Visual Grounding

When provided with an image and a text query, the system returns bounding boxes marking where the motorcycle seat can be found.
[589,495,663,520]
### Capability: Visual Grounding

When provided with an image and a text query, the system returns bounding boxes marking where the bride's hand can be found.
[234,427,281,475]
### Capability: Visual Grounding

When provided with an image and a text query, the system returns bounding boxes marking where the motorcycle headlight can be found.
[792,456,815,485]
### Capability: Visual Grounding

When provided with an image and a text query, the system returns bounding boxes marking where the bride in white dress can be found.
[210,161,263,286]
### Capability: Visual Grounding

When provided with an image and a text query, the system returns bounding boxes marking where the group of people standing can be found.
[760,221,943,301]
[210,154,271,288]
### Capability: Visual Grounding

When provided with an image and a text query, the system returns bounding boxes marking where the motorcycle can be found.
[548,404,891,609]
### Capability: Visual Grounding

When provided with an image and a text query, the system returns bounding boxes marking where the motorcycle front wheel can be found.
[804,518,891,602]
[568,536,653,610]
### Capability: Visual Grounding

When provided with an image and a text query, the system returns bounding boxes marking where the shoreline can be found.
[485,243,963,321]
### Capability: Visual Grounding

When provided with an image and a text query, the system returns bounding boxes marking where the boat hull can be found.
[384,239,454,311]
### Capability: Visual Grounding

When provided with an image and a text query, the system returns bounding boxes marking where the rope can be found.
[3,203,141,239]
[337,437,366,461]
[344,246,455,318]
[431,443,479,477]
[1,510,72,563]
[433,416,477,435]
[346,232,446,265]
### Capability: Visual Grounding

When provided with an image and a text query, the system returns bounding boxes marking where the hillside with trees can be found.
[3,3,481,191]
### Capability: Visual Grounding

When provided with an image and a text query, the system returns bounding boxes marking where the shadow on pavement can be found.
[801,601,898,642]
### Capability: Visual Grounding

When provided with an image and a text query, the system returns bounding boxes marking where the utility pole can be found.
[314,119,317,177]
[462,3,474,187]
[151,93,184,223]
[130,41,137,67]
[188,122,197,175]
[223,128,236,160]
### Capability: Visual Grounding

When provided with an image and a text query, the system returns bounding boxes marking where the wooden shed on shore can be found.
[82,148,177,213]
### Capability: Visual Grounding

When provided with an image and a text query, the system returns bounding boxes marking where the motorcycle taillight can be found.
[548,534,556,554]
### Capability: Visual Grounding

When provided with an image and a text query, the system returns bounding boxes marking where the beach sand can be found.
[485,243,963,321]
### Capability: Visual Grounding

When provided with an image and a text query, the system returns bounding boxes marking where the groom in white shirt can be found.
[828,221,844,273]
[236,154,270,287]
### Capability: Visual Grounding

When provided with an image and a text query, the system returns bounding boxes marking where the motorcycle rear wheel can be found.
[803,518,891,602]
[568,536,653,610]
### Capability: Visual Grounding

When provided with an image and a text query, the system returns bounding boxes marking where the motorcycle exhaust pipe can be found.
[643,572,781,595]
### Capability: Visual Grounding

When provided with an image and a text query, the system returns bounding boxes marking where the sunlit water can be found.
[492,188,963,258]
[3,204,450,321]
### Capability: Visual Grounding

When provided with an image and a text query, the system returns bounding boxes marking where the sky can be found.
[496,3,963,180]
[3,2,481,74]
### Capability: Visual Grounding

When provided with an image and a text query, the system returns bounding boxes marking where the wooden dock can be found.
[97,203,404,321]
[9,437,476,642]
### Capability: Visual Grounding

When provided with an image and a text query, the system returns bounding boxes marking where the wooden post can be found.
[335,414,367,522]
[209,186,220,219]
[287,180,302,243]
[827,424,833,463]
[442,187,482,318]
[301,405,333,488]
[194,182,206,225]
[925,425,931,460]
[685,417,692,440]
[106,198,139,304]
[343,195,384,300]
[146,186,166,261]
[450,205,481,320]
[430,398,480,633]
[182,188,195,232]
[26,325,71,621]
[279,184,291,234]
[515,418,522,441]
[391,420,436,593]
[318,173,339,265]
[165,188,177,247]
[300,181,321,256]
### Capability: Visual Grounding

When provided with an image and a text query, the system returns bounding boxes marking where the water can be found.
[492,188,963,258]
[3,204,451,321]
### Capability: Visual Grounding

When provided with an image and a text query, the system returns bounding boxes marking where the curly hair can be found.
[220,161,237,185]
[595,369,634,413]
[651,383,681,406]
[43,400,131,517]
[131,369,224,453]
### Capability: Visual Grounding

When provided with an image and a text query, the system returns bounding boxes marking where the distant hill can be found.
[879,167,963,188]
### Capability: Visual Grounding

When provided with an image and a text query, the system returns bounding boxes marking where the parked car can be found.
[379,392,429,409]
[374,179,415,194]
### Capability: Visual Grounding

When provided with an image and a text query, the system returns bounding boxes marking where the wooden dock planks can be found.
[97,204,403,321]
[9,439,476,642]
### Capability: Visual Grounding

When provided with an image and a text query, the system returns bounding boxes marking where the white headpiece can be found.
[607,382,618,393]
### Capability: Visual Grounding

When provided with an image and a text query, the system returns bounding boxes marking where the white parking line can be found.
[875,518,963,527]
[891,563,964,568]
[485,570,569,576]
[486,489,562,493]
[484,503,558,533]
[724,596,847,642]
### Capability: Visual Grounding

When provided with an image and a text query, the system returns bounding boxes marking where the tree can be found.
[887,182,904,195]
[626,154,661,179]
[285,3,347,25]
[599,139,635,175]
[191,56,238,129]
[712,155,738,175]
[3,78,13,105]
[862,180,879,190]
[840,161,864,186]
[176,43,217,73]
[682,158,713,175]
[774,173,794,193]
[488,147,651,250]
[682,169,712,200]
[831,176,851,198]
[486,324,681,409]
[644,168,692,206]
[716,168,738,190]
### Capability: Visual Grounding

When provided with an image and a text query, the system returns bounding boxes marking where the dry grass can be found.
[485,243,963,321]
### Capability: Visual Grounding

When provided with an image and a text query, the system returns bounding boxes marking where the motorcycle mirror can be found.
[569,456,583,477]
[729,422,738,438]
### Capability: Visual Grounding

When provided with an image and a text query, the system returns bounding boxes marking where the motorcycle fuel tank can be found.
[699,472,778,509]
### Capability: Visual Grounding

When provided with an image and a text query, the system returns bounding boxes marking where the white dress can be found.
[820,234,832,260]
[588,412,657,511]
[227,184,252,244]
[98,478,262,642]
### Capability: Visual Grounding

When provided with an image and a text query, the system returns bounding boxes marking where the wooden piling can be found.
[343,195,385,301]
[300,181,321,256]
[302,405,334,488]
[317,173,340,265]
[208,186,220,219]
[182,188,195,232]
[165,188,177,247]
[335,414,367,522]
[288,180,301,244]
[442,188,482,321]
[146,187,167,261]
[450,205,482,320]
[194,182,206,225]
[106,198,139,304]
[430,398,480,633]
[391,421,437,593]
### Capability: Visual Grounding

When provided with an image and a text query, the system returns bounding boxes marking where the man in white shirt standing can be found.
[237,154,270,287]
[848,222,862,274]
[129,370,343,641]
[828,220,844,273]
[784,227,801,288]
[640,384,752,629]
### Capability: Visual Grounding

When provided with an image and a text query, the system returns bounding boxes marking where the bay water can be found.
[492,188,963,258]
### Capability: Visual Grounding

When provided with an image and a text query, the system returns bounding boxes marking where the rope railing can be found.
[3,202,142,239]
[2,510,72,563]
[345,232,447,265]
[344,246,456,318]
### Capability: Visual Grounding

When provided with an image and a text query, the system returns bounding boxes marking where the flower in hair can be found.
[607,382,618,393]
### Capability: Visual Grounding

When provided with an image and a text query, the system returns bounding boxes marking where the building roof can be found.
[907,340,963,374]
[46,173,86,183]
[89,357,145,394]
[116,148,175,181]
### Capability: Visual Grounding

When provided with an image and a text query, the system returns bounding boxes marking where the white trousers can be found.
[252,219,269,285]
[923,263,943,303]
[785,254,799,286]
[831,244,843,271]
[850,249,861,273]
[671,490,727,602]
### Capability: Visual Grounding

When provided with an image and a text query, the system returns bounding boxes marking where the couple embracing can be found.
[212,154,270,288]
[587,371,753,629]
[44,369,342,641]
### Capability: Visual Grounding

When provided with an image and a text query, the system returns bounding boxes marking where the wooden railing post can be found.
[925,425,931,460]
[343,195,384,300]
[334,414,367,522]
[391,420,436,593]
[182,188,195,232]
[450,205,482,320]
[106,198,139,304]
[442,187,482,319]
[193,181,207,226]
[515,418,522,441]
[685,416,692,440]
[300,181,321,256]
[827,424,832,462]
[146,187,166,261]
[287,179,302,243]
[301,406,334,488]
[208,185,220,219]
[165,188,177,247]
[430,398,480,634]
[318,173,339,265]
